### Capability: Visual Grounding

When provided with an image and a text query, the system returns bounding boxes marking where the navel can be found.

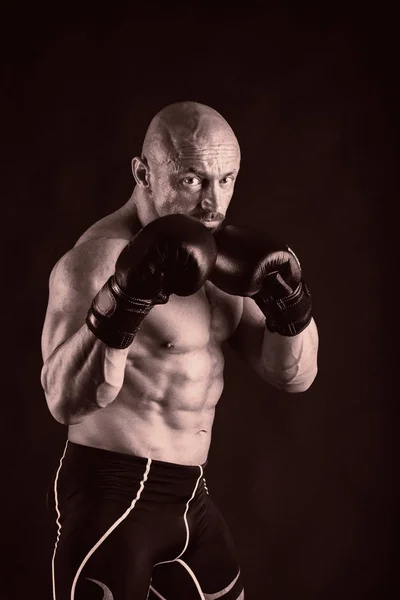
[162,340,175,350]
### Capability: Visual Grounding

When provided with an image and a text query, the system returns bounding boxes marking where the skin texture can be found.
[133,102,240,230]
[41,102,318,600]
[41,101,318,467]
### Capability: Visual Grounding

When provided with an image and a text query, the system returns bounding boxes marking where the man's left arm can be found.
[228,296,319,393]
[210,224,319,393]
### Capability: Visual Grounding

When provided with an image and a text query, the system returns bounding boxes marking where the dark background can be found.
[1,3,398,599]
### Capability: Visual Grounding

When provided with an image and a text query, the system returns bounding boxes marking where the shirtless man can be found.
[41,101,319,600]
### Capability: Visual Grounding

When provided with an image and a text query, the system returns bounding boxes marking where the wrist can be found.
[254,279,312,336]
[86,276,155,349]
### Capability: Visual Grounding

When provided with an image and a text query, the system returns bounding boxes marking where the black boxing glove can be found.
[209,225,312,336]
[86,214,217,349]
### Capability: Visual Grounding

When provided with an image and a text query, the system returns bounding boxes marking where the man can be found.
[41,101,319,600]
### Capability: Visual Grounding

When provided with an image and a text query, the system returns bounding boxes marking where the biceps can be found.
[41,304,87,363]
[41,281,97,363]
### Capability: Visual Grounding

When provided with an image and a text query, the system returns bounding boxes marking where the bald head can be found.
[142,101,240,167]
[132,102,240,229]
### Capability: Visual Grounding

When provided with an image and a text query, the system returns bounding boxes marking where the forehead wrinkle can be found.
[142,103,241,170]
[177,157,239,180]
[178,167,238,180]
[160,141,240,178]
[176,143,240,179]
[177,142,239,157]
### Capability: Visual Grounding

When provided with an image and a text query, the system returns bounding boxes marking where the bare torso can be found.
[67,206,243,465]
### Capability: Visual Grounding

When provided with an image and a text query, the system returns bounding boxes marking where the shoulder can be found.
[48,237,128,303]
[49,205,140,292]
[41,204,140,362]
[42,238,132,364]
[74,209,138,247]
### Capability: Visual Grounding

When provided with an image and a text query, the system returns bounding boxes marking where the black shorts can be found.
[48,441,244,599]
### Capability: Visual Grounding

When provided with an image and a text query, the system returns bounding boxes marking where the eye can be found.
[220,176,234,186]
[181,176,202,187]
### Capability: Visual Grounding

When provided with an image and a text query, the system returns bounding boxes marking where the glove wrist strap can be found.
[86,276,157,349]
[254,279,312,337]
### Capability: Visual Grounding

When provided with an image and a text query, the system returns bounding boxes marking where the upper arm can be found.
[41,237,129,363]
[227,296,267,377]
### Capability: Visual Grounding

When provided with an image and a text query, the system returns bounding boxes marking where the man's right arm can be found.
[40,238,130,425]
[41,214,218,426]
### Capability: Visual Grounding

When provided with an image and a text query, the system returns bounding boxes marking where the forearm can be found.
[41,325,129,425]
[260,317,319,392]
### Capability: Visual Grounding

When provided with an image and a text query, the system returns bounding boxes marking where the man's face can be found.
[146,138,240,232]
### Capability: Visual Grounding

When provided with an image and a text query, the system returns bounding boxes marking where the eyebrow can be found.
[181,167,237,178]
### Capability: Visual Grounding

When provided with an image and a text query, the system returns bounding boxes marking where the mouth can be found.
[198,219,222,231]
[191,215,224,228]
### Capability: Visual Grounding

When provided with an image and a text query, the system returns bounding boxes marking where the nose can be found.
[200,182,223,215]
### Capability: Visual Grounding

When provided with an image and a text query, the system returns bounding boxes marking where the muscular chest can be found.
[130,283,242,355]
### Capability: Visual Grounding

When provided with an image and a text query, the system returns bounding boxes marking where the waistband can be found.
[65,440,207,472]
[59,440,207,497]
[57,441,208,504]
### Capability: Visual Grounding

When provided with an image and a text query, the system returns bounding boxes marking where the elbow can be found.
[278,381,313,394]
[283,366,318,394]
[42,388,77,426]
[49,406,72,426]
[265,365,318,394]
[40,363,83,425]
[40,363,116,425]
[40,364,62,422]
[45,395,85,426]
[43,390,72,425]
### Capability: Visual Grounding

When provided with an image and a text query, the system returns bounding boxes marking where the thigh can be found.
[52,500,154,600]
[149,499,244,599]
[149,562,244,600]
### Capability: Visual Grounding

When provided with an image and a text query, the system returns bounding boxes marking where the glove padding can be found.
[87,214,218,348]
[209,225,312,336]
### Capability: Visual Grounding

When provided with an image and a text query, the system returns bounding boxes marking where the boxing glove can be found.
[209,225,312,336]
[86,214,218,348]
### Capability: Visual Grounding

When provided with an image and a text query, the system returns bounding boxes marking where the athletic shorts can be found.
[48,441,244,599]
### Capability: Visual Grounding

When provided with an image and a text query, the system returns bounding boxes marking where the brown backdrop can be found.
[1,4,397,599]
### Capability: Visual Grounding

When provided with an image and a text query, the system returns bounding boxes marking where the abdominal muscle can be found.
[68,289,231,465]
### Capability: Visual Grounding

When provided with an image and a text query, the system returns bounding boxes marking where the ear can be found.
[131,156,150,188]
